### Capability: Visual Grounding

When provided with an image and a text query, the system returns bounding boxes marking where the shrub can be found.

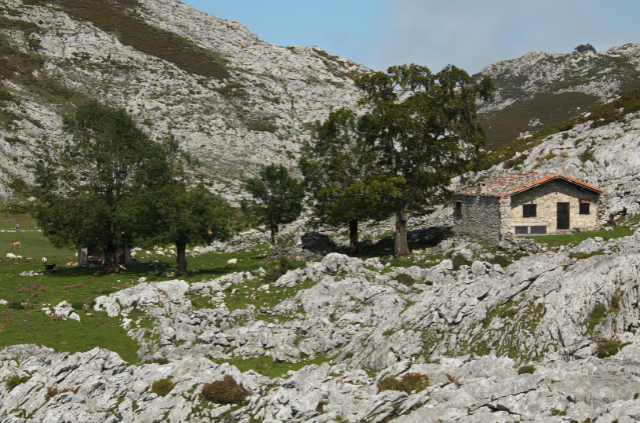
[4,374,30,390]
[574,44,596,54]
[71,301,84,310]
[518,365,536,375]
[596,339,630,358]
[396,273,418,285]
[150,377,175,397]
[452,255,472,270]
[377,373,430,394]
[9,301,25,310]
[144,357,169,365]
[201,375,249,404]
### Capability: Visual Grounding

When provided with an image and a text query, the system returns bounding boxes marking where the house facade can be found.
[452,173,609,244]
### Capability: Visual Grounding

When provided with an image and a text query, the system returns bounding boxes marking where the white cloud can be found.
[364,0,640,73]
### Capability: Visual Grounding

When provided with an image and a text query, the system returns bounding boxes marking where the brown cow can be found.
[10,242,20,249]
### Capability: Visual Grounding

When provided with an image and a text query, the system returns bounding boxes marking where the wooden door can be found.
[557,202,570,230]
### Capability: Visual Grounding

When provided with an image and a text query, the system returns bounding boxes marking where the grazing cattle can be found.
[156,251,166,257]
[193,247,202,255]
[169,250,176,257]
[42,257,47,265]
[225,258,238,269]
[131,251,137,258]
[145,251,153,258]
[10,242,20,249]
[6,253,16,259]
[185,249,192,255]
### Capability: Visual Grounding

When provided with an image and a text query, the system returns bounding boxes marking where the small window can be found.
[455,202,462,217]
[579,202,590,215]
[523,204,537,218]
[530,226,547,234]
[515,226,528,234]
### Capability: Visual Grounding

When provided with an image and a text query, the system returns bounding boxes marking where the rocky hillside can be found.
[477,44,640,149]
[0,0,366,202]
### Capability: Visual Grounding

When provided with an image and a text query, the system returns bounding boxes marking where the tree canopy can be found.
[130,135,231,275]
[32,101,161,267]
[354,64,494,256]
[243,164,305,242]
[299,108,390,254]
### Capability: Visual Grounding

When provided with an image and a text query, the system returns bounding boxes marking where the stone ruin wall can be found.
[452,195,504,244]
[509,179,601,235]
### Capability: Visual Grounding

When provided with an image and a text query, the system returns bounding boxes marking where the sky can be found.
[182,0,640,74]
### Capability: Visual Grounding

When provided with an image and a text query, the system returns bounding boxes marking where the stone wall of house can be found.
[452,195,504,244]
[508,179,601,235]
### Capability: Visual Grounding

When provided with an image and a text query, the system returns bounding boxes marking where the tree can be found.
[243,164,305,243]
[355,64,494,256]
[299,108,390,254]
[32,101,161,268]
[130,135,232,275]
[574,44,596,54]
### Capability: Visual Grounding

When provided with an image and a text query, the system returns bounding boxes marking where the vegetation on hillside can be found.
[23,0,230,79]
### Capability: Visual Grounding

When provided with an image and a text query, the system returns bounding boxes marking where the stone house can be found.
[452,173,609,244]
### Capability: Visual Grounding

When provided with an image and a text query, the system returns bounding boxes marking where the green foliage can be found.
[355,64,494,256]
[24,0,229,79]
[377,373,430,394]
[150,377,175,397]
[4,374,30,391]
[452,255,472,270]
[569,250,604,260]
[584,303,607,335]
[9,301,25,310]
[578,148,596,163]
[201,375,249,404]
[243,164,304,242]
[517,365,536,375]
[395,273,418,285]
[595,339,630,358]
[574,44,596,54]
[300,108,391,253]
[530,225,633,248]
[32,101,162,266]
[71,301,84,310]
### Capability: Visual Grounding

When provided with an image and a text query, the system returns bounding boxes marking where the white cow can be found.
[6,253,16,259]
[225,258,238,269]
[145,251,153,258]
[156,251,166,257]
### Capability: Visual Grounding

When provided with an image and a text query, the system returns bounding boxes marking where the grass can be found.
[527,225,633,248]
[0,214,302,363]
[221,354,328,379]
[595,339,631,358]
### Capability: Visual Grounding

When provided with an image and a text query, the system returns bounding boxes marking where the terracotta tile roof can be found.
[454,173,609,197]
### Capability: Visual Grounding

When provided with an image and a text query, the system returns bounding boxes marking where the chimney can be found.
[479,182,487,194]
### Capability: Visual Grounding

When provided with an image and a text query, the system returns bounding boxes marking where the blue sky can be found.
[183,0,640,74]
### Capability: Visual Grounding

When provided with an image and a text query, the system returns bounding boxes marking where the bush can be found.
[396,273,418,285]
[201,375,249,404]
[9,301,25,310]
[377,373,430,394]
[4,374,30,391]
[71,301,84,310]
[452,255,472,270]
[596,339,630,358]
[150,377,175,397]
[574,44,596,54]
[518,365,536,375]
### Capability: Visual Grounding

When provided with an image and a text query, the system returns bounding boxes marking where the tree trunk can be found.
[175,243,188,276]
[270,225,278,243]
[103,243,117,266]
[394,204,410,256]
[349,220,359,255]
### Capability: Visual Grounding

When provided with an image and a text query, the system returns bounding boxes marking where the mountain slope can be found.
[0,0,367,202]
[477,44,640,149]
